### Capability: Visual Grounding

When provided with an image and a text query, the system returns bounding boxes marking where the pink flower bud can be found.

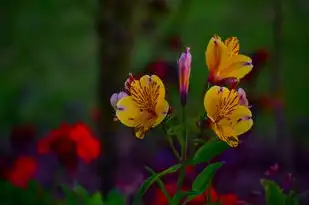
[178,47,192,106]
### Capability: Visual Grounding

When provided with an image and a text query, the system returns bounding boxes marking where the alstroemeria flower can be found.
[110,92,128,109]
[206,35,253,85]
[110,92,128,121]
[116,74,169,139]
[178,47,192,106]
[204,86,253,147]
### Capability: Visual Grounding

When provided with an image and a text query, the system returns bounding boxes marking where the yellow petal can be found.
[204,86,232,120]
[218,105,253,136]
[116,96,140,127]
[139,74,166,100]
[153,99,169,127]
[225,136,240,147]
[229,106,253,135]
[213,124,240,147]
[204,86,222,119]
[218,54,253,80]
[224,37,239,55]
[134,125,146,139]
[205,36,228,73]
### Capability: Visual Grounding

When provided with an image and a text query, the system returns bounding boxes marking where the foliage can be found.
[261,179,300,205]
[0,180,126,205]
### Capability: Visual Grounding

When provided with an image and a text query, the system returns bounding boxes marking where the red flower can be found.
[37,123,101,170]
[166,35,182,51]
[147,58,169,80]
[152,183,239,205]
[190,188,238,205]
[242,48,270,82]
[6,156,37,188]
[69,123,101,163]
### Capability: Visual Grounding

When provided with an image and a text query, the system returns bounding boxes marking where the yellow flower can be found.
[116,74,169,139]
[204,86,253,147]
[206,35,253,85]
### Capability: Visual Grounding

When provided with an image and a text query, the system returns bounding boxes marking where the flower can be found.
[110,92,128,121]
[116,74,169,139]
[242,48,269,83]
[204,86,253,147]
[166,34,182,51]
[6,156,37,188]
[178,47,192,106]
[37,123,100,170]
[110,92,128,109]
[237,88,249,107]
[151,183,239,205]
[206,35,253,85]
[190,188,239,205]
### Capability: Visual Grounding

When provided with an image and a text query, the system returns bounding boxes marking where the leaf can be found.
[286,190,300,205]
[193,140,229,164]
[106,189,125,205]
[184,162,224,203]
[170,191,187,205]
[86,192,104,205]
[192,162,224,193]
[62,185,79,205]
[133,164,182,205]
[261,179,286,205]
[145,166,171,203]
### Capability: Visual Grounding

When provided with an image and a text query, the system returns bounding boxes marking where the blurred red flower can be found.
[37,123,100,170]
[242,48,270,83]
[166,35,182,51]
[147,58,169,80]
[152,183,239,205]
[6,156,37,188]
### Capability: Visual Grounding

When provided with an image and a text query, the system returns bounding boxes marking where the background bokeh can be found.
[1,0,309,204]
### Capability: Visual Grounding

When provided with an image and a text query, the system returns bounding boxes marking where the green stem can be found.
[175,106,188,203]
[181,106,188,161]
[167,135,182,161]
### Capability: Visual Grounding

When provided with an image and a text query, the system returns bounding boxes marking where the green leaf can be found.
[133,164,182,205]
[261,179,286,205]
[62,185,79,205]
[106,189,126,205]
[170,191,187,205]
[193,140,229,164]
[184,162,224,203]
[145,166,172,203]
[86,192,104,205]
[286,190,300,205]
[74,185,89,198]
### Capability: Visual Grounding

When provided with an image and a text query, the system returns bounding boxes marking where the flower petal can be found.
[224,37,239,55]
[116,96,141,127]
[204,86,231,120]
[218,105,253,136]
[153,99,169,127]
[134,125,146,139]
[205,36,228,73]
[110,93,118,108]
[140,74,166,100]
[218,54,253,80]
